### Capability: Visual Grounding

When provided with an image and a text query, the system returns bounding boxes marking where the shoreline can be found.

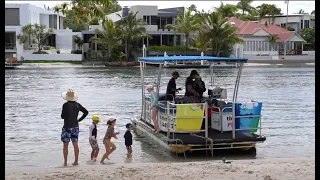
[5,156,314,180]
[16,60,315,69]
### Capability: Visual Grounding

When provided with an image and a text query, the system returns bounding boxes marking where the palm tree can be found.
[215,2,238,18]
[197,12,244,57]
[89,19,122,61]
[166,6,200,55]
[237,0,254,15]
[311,10,315,15]
[257,4,281,24]
[265,35,279,55]
[296,9,305,14]
[236,8,259,21]
[118,11,150,61]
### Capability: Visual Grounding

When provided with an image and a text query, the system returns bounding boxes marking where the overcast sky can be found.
[5,1,315,15]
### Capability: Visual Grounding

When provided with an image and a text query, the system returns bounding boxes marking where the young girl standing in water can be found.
[100,118,119,164]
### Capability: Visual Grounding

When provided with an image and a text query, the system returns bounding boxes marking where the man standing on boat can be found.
[185,70,201,102]
[61,89,88,166]
[165,71,181,101]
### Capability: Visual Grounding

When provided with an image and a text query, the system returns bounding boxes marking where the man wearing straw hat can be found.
[61,89,88,166]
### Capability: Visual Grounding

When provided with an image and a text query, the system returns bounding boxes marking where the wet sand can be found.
[5,157,314,180]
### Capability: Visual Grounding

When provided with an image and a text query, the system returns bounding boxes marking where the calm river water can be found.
[5,66,315,169]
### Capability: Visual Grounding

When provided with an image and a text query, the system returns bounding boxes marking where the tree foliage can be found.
[215,2,238,18]
[256,4,282,24]
[54,0,121,24]
[17,24,54,53]
[197,12,244,57]
[166,5,200,55]
[63,10,88,32]
[265,35,279,52]
[118,11,150,60]
[299,27,315,49]
[237,0,254,15]
[89,19,122,61]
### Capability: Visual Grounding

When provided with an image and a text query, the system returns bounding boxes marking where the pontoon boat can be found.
[132,56,266,158]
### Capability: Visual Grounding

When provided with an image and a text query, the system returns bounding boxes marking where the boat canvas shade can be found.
[138,56,248,64]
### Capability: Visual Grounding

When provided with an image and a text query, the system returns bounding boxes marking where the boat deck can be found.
[160,130,266,145]
[136,119,266,145]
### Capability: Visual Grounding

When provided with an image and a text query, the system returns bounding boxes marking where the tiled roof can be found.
[228,17,302,42]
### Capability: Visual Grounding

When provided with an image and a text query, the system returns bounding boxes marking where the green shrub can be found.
[32,51,48,54]
[72,50,82,54]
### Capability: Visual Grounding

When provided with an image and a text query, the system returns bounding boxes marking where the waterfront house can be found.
[5,3,81,61]
[259,14,315,32]
[228,17,307,58]
[82,5,185,59]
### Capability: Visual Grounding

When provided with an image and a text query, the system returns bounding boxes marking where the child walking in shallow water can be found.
[101,118,119,164]
[124,123,133,155]
[89,115,100,161]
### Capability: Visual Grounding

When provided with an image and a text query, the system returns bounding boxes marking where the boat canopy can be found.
[138,56,248,64]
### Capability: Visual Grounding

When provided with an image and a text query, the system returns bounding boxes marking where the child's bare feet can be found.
[63,162,67,166]
[100,161,106,164]
[72,162,78,166]
[93,158,97,162]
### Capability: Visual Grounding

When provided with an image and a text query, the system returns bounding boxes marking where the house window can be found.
[304,20,309,28]
[5,8,20,25]
[49,15,57,29]
[161,17,166,29]
[151,16,158,25]
[300,20,303,29]
[167,17,173,25]
[143,16,150,25]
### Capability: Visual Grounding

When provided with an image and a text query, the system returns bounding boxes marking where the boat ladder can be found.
[190,133,214,157]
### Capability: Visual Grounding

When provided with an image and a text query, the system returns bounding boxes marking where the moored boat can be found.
[133,56,266,158]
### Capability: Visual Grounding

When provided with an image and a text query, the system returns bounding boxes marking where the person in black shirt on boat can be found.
[60,89,88,166]
[165,71,181,101]
[185,70,200,100]
[194,75,206,100]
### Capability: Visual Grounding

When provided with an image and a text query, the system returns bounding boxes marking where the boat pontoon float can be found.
[132,56,266,158]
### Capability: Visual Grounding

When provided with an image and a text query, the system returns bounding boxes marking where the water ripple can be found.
[5,66,314,168]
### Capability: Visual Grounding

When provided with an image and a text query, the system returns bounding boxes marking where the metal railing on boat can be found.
[164,101,214,157]
[160,100,263,156]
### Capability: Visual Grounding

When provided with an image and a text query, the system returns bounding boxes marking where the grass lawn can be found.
[22,60,82,64]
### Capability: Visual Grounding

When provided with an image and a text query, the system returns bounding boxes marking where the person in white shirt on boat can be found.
[146,84,160,132]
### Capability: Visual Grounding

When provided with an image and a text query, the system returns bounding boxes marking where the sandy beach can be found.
[5,157,314,180]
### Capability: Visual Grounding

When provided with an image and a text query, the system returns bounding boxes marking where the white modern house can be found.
[82,5,186,59]
[259,14,315,32]
[5,3,82,61]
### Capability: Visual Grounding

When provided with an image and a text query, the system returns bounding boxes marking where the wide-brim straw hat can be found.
[61,89,78,102]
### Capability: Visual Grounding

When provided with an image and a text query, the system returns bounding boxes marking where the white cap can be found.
[146,84,154,90]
